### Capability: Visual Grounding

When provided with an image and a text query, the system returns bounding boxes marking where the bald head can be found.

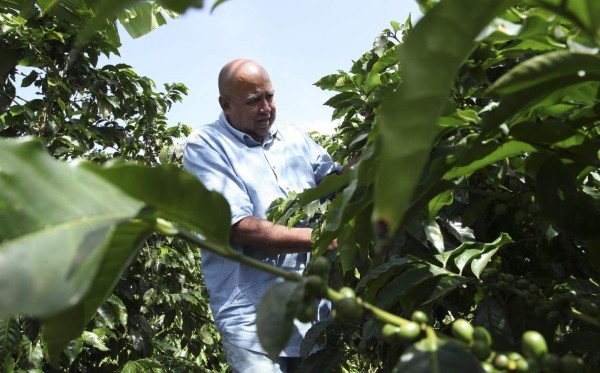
[218,59,271,96]
[217,59,276,143]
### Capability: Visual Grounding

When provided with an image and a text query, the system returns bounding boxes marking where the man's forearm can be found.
[231,216,313,254]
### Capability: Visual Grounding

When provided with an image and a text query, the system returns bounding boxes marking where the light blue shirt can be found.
[183,112,340,355]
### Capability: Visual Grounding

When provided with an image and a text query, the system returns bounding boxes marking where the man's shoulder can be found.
[186,120,227,144]
[275,121,307,139]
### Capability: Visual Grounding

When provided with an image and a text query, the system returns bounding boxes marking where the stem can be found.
[175,223,412,327]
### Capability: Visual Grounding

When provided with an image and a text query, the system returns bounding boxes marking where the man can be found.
[183,59,342,372]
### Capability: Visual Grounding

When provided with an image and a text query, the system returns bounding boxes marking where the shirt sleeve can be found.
[302,132,342,183]
[183,135,253,226]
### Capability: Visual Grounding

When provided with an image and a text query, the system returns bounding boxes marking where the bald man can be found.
[183,59,341,372]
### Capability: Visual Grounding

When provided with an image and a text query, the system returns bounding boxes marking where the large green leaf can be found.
[373,0,516,233]
[0,137,233,364]
[41,220,152,365]
[0,137,144,318]
[393,337,485,373]
[256,281,305,359]
[86,162,231,245]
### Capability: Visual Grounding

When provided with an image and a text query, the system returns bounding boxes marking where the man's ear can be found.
[218,96,229,111]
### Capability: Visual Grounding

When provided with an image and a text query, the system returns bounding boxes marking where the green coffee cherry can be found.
[481,361,494,373]
[473,326,492,346]
[471,326,492,360]
[382,321,421,344]
[451,319,474,344]
[296,301,317,323]
[334,287,363,324]
[382,323,403,345]
[493,354,509,370]
[515,358,531,372]
[411,310,428,325]
[471,340,491,360]
[521,331,547,359]
[307,256,330,278]
[397,322,421,342]
[305,275,326,297]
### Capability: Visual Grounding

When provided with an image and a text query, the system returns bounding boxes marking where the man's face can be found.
[220,67,276,143]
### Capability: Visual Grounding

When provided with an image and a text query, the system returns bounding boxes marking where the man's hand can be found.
[327,239,338,251]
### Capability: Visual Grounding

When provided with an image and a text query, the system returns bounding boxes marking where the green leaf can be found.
[470,234,512,278]
[300,320,329,358]
[121,359,166,372]
[210,0,230,13]
[0,317,19,365]
[256,281,305,359]
[532,0,600,43]
[535,157,600,238]
[81,330,109,351]
[393,337,485,373]
[375,264,447,309]
[0,137,143,318]
[118,2,168,39]
[444,234,512,277]
[314,73,355,92]
[37,0,88,23]
[297,172,350,206]
[482,52,600,135]
[108,294,128,329]
[156,0,202,14]
[374,0,516,233]
[489,52,600,95]
[357,257,414,303]
[421,276,471,305]
[86,162,231,245]
[41,219,151,365]
[509,119,579,145]
[443,141,537,180]
[20,70,38,88]
[370,43,402,75]
[316,146,377,254]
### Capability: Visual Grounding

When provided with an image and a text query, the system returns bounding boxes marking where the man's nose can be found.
[259,99,271,113]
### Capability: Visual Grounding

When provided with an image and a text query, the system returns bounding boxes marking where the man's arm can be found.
[231,216,313,254]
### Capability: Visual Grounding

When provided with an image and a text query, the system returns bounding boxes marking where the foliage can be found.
[2,0,600,372]
[269,0,600,371]
[0,2,190,164]
[0,1,229,372]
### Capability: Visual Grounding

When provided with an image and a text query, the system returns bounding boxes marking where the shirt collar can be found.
[218,111,279,147]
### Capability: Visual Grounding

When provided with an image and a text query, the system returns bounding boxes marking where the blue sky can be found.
[107,0,421,134]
